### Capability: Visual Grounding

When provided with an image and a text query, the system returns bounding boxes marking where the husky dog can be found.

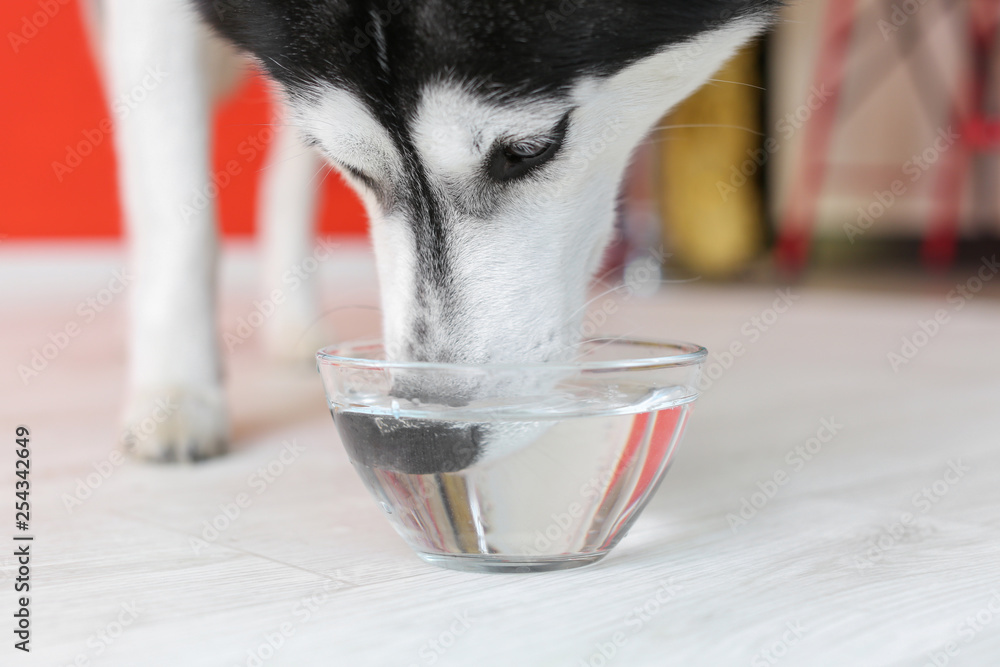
[93,0,778,470]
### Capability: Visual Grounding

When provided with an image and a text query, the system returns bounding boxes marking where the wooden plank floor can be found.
[2,244,999,666]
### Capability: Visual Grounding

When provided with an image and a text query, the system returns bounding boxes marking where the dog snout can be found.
[333,410,481,474]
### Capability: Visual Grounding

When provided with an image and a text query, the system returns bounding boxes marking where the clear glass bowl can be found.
[316,338,707,573]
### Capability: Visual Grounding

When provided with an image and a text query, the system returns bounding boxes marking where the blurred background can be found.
[4,0,1000,285]
[628,0,1000,286]
[0,0,367,242]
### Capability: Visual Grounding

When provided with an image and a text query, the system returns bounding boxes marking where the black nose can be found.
[332,411,482,474]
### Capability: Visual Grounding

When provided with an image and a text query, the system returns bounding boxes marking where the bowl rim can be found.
[316,336,708,373]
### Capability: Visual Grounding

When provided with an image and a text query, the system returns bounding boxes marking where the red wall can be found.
[0,0,367,240]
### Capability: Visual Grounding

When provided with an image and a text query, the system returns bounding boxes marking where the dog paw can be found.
[121,386,229,463]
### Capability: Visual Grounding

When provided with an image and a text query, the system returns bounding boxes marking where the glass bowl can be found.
[316,338,707,573]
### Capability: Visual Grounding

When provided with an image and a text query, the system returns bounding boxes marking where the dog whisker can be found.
[705,78,767,91]
[651,123,766,137]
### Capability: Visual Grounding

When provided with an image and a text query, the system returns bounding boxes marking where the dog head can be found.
[199,0,777,470]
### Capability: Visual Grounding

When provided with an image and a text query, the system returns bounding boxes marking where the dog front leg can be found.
[258,110,327,362]
[105,0,227,461]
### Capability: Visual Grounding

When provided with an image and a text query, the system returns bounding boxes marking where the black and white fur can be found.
[91,0,778,467]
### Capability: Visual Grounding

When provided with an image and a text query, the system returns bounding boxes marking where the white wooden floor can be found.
[2,243,999,667]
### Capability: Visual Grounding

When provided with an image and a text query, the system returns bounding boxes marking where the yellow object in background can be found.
[657,44,765,278]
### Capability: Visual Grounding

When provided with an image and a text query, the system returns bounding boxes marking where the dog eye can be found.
[488,114,570,182]
[338,163,379,192]
[505,141,550,160]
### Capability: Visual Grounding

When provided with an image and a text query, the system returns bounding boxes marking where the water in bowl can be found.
[331,387,693,573]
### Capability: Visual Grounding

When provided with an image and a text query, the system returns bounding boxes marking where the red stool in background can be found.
[925,0,1000,267]
[775,0,1000,273]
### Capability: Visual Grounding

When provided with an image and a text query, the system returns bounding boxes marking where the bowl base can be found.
[416,552,609,574]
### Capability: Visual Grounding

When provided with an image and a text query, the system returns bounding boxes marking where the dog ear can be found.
[193,0,287,53]
[191,0,352,91]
